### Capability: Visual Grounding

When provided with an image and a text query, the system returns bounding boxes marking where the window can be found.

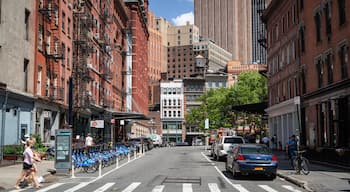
[325,53,333,84]
[67,18,71,36]
[339,44,348,79]
[25,9,30,40]
[61,43,65,65]
[164,111,167,117]
[324,2,332,39]
[67,47,70,69]
[301,68,306,94]
[300,0,304,10]
[62,12,65,32]
[338,0,346,26]
[299,26,305,53]
[38,24,43,50]
[46,32,51,54]
[316,58,323,88]
[54,6,58,26]
[314,12,321,42]
[178,111,181,117]
[24,59,29,92]
[37,66,42,95]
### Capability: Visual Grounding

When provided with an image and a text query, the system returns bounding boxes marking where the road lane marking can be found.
[231,184,250,192]
[93,183,115,192]
[183,183,193,192]
[36,183,64,192]
[121,182,141,192]
[208,183,221,192]
[282,185,302,192]
[258,185,278,192]
[152,185,164,192]
[64,182,90,192]
[201,152,251,192]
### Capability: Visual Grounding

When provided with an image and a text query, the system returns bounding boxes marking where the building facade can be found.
[125,0,149,116]
[301,0,350,163]
[0,1,36,149]
[251,0,268,64]
[160,80,184,143]
[227,60,267,86]
[194,0,252,64]
[263,0,302,151]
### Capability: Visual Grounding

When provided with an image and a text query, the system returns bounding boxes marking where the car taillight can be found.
[272,155,278,162]
[237,154,245,161]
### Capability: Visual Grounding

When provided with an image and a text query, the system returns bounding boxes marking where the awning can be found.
[111,111,150,120]
[230,102,268,114]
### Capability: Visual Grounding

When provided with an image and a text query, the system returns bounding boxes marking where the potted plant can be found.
[3,145,23,160]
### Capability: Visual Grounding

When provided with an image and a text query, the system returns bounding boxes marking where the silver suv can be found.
[213,136,245,161]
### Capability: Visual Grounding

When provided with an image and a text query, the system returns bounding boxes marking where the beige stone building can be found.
[155,16,172,73]
[167,22,200,47]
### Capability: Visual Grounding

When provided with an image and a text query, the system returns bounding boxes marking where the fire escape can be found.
[72,0,94,111]
[98,3,113,109]
[39,0,64,101]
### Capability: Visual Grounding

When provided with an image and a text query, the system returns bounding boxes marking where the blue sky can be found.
[148,0,194,26]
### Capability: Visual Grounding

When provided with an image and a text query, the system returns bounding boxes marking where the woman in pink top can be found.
[14,139,42,189]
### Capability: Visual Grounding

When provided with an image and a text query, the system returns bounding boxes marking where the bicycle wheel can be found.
[292,157,299,173]
[300,157,310,175]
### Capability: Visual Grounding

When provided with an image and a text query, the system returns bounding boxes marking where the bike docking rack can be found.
[70,144,145,179]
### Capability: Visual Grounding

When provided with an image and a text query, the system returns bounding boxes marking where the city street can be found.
[8,147,305,192]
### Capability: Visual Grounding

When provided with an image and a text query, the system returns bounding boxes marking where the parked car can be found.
[213,136,245,161]
[225,144,278,179]
[148,134,163,147]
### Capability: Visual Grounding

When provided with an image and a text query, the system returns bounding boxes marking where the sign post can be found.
[55,129,72,175]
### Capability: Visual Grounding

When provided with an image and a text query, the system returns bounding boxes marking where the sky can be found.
[148,0,194,26]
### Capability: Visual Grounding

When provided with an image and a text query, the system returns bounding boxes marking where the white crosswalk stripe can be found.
[282,185,302,192]
[182,183,193,192]
[64,182,90,192]
[258,185,279,192]
[232,184,250,192]
[121,182,141,192]
[152,185,165,192]
[208,183,221,192]
[36,183,64,192]
[93,182,115,192]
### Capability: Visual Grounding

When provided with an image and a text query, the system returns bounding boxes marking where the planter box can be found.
[3,154,17,161]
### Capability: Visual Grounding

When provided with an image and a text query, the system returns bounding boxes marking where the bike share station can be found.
[55,129,72,175]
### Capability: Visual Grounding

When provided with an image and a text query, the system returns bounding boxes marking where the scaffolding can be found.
[38,0,64,101]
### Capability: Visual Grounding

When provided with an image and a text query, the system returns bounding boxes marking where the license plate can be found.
[254,167,263,171]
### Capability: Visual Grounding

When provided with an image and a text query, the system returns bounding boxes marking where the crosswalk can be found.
[10,182,303,192]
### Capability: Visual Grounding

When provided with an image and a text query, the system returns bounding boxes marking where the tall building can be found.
[148,11,162,109]
[155,16,172,73]
[263,0,302,151]
[167,23,200,79]
[0,1,36,149]
[194,0,252,64]
[251,0,268,64]
[125,0,149,116]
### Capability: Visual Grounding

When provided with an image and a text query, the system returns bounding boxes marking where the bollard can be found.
[128,152,130,162]
[71,160,75,178]
[134,149,137,159]
[116,157,119,168]
[98,157,102,177]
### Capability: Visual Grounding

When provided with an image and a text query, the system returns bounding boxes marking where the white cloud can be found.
[172,12,194,26]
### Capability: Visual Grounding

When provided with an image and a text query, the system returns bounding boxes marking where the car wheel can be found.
[270,173,276,180]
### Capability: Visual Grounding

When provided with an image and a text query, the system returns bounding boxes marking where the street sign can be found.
[90,120,104,128]
[205,118,209,129]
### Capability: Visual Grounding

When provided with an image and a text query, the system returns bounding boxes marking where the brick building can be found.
[125,0,149,116]
[264,0,350,165]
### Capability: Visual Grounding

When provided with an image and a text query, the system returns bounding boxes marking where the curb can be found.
[277,172,314,192]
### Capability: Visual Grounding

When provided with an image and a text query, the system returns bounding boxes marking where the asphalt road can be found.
[10,146,306,192]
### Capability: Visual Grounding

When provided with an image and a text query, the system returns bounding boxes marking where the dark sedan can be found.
[225,144,278,179]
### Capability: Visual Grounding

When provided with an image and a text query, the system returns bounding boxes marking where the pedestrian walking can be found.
[262,135,269,147]
[271,134,277,149]
[14,139,42,189]
[85,133,94,147]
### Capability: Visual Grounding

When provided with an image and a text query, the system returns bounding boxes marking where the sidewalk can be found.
[0,160,55,191]
[274,150,350,192]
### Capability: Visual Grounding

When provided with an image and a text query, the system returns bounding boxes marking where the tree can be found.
[185,71,267,131]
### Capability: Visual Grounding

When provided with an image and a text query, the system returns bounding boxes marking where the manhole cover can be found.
[162,177,201,185]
